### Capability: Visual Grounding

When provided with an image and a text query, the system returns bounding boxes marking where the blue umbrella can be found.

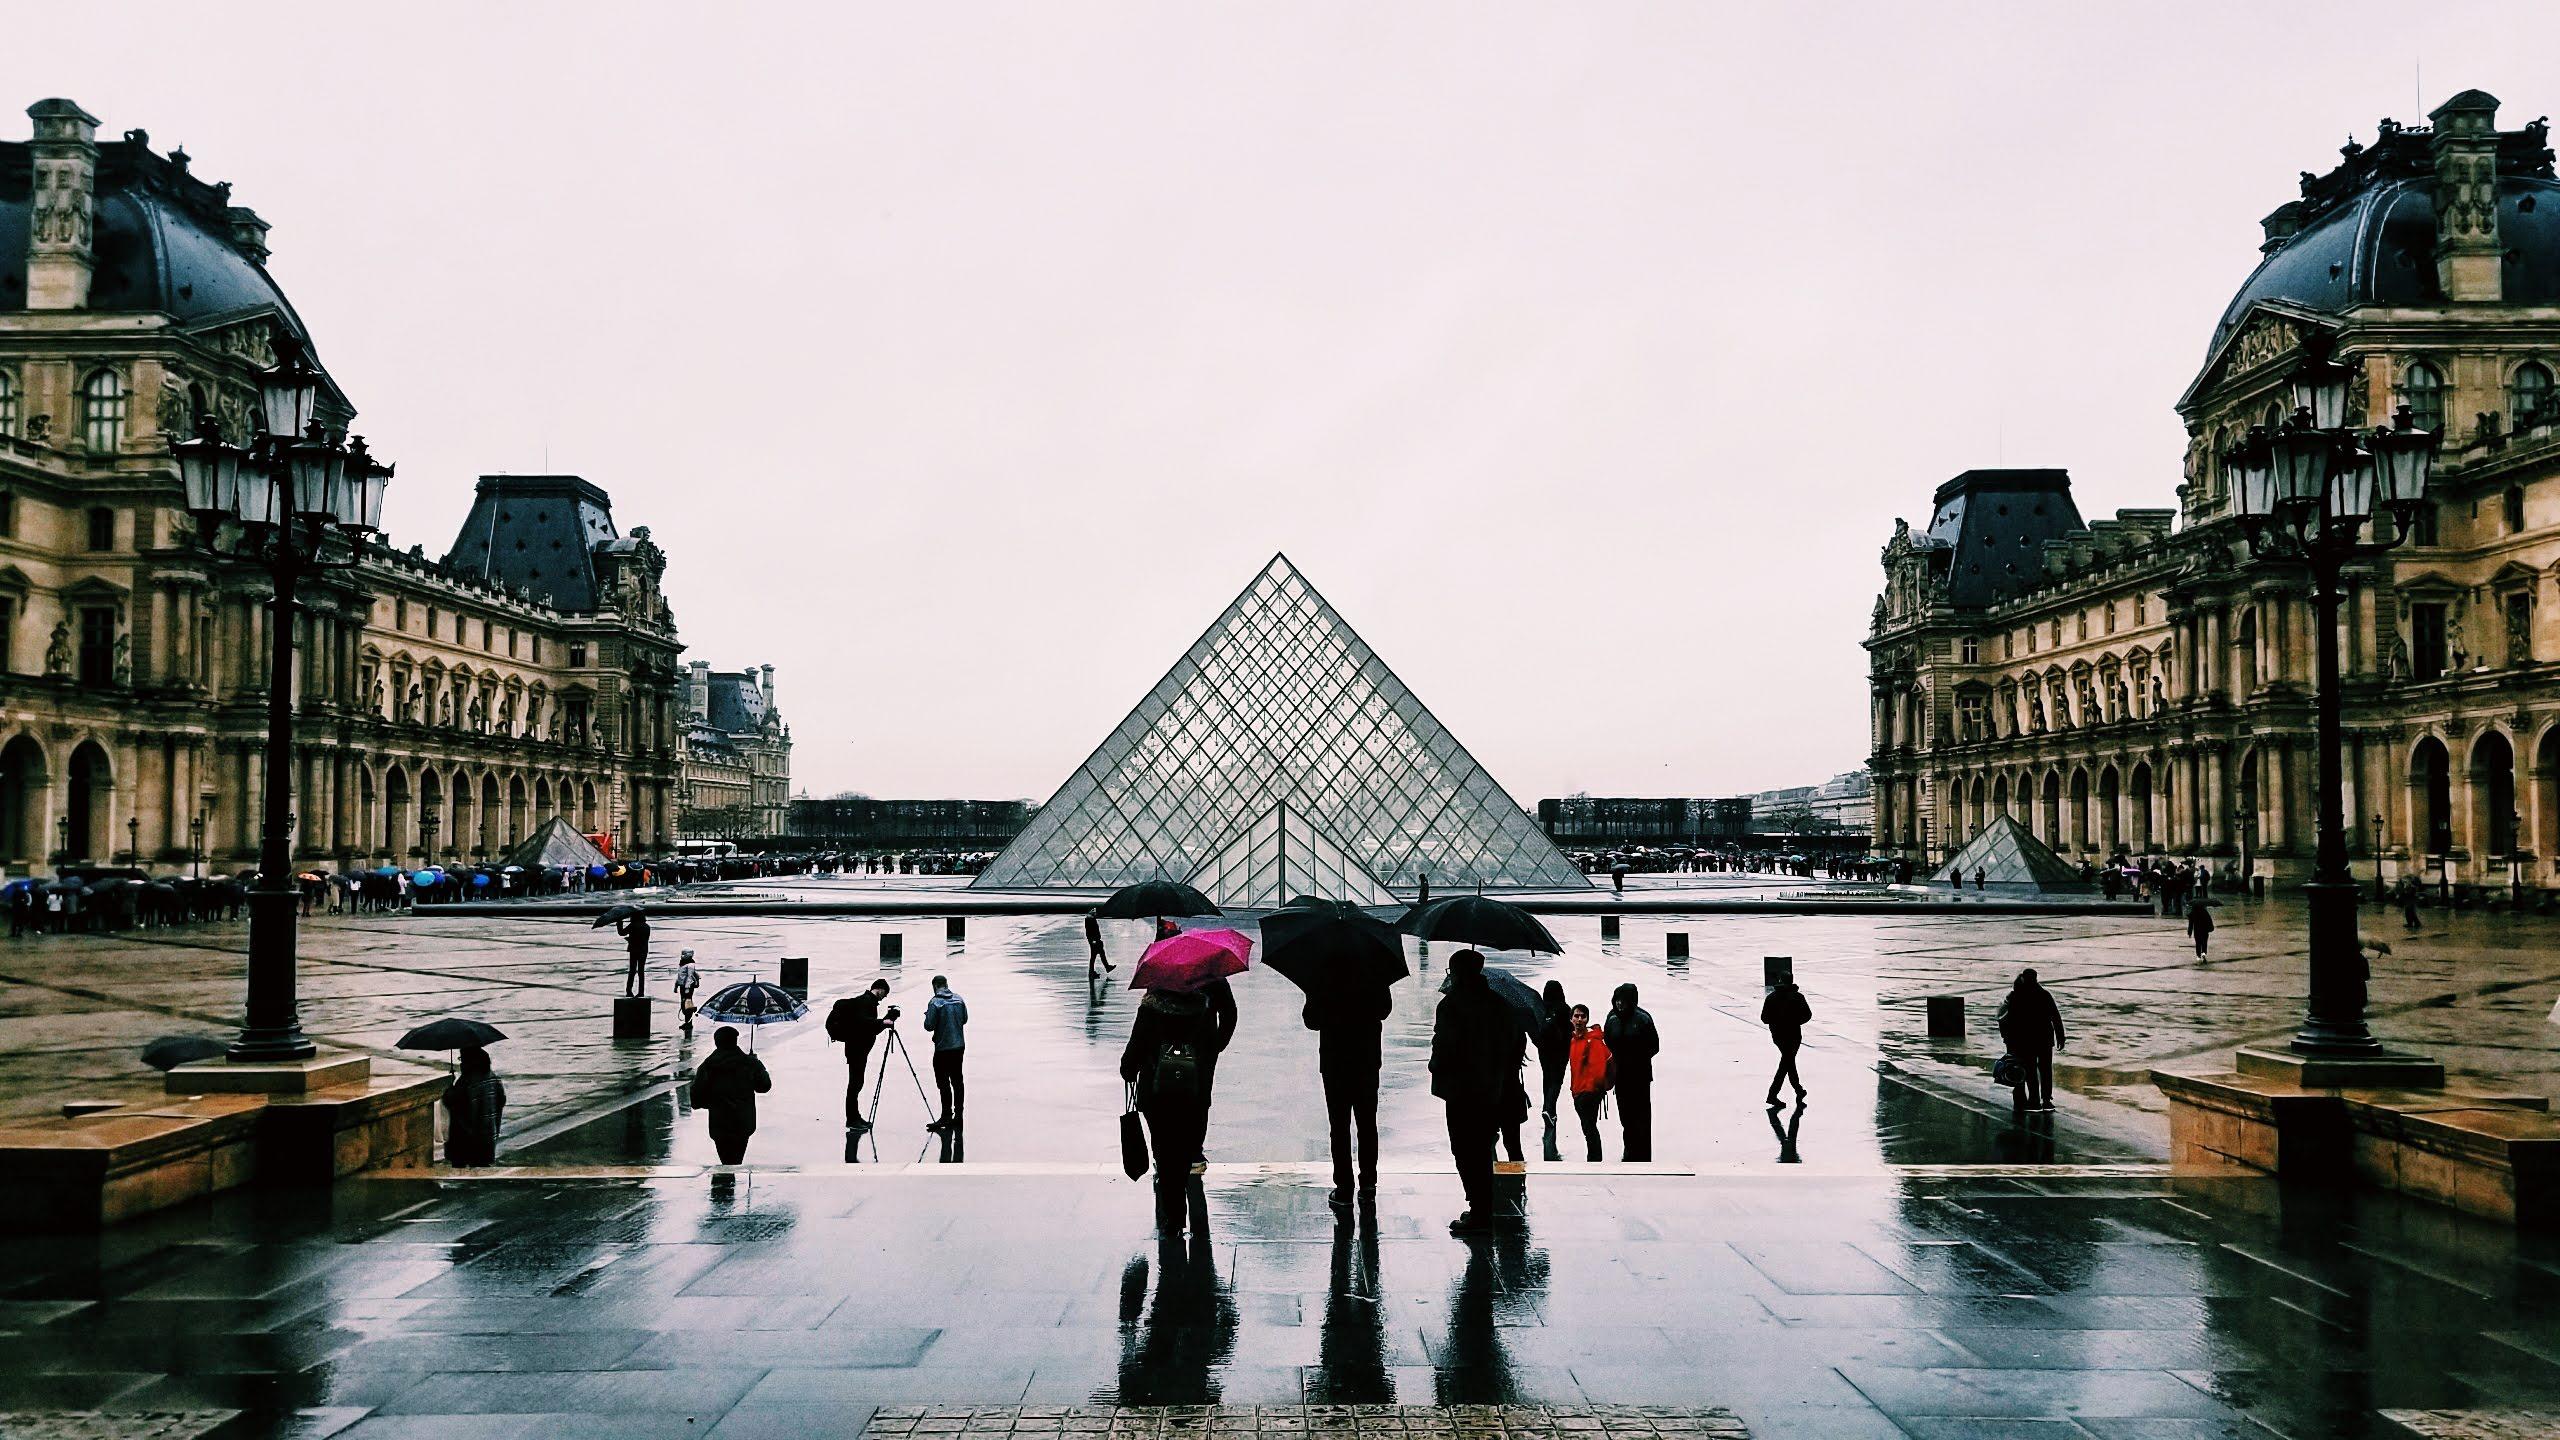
[698,979,808,1050]
[412,871,438,887]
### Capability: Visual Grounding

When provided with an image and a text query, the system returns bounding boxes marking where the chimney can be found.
[2429,89,2505,302]
[24,99,101,311]
[688,660,710,721]
[760,664,775,708]
[226,206,271,264]
[2259,200,2306,253]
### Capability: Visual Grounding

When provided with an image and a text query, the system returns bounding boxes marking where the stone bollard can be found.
[1666,932,1689,960]
[779,956,809,991]
[880,933,903,962]
[613,995,651,1039]
[946,916,966,941]
[1599,915,1620,939]
[1764,956,1793,987]
[1925,995,1964,1038]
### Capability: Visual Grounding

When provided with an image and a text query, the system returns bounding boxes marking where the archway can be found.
[0,737,47,865]
[2470,731,2518,857]
[1991,773,2009,823]
[2130,762,2155,851]
[2096,766,2121,855]
[2040,771,2062,846]
[452,775,476,863]
[2068,768,2091,851]
[420,771,445,863]
[1968,775,1986,838]
[65,741,110,861]
[535,777,552,817]
[507,776,528,849]
[2410,738,2452,855]
[580,781,598,832]
[358,767,377,858]
[479,774,500,856]
[384,767,411,863]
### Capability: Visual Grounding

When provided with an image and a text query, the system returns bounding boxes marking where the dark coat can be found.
[1602,985,1661,1084]
[443,1073,505,1166]
[1998,983,2067,1052]
[1760,983,1812,1046]
[825,992,886,1058]
[690,1045,772,1134]
[1430,973,1512,1104]
[2187,905,2216,939]
[1305,985,1392,1073]
[1121,989,1218,1109]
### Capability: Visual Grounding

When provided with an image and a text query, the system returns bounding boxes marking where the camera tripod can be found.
[862,1023,935,1130]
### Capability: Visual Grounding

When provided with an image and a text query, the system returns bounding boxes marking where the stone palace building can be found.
[1870,90,2560,896]
[677,662,791,842]
[0,99,688,872]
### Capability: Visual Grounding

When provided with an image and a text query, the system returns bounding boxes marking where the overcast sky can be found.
[22,4,2560,802]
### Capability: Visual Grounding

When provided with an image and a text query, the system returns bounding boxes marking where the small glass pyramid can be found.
[973,554,1590,906]
[1929,813,2094,891]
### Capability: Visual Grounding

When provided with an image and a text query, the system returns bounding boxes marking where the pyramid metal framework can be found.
[1929,813,2093,892]
[974,555,1589,907]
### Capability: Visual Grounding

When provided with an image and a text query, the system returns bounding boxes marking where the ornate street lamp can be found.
[126,814,140,865]
[189,810,206,881]
[2221,332,2438,1056]
[172,338,394,1063]
[2371,812,2387,902]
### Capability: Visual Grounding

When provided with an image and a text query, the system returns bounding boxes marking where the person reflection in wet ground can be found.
[688,1025,771,1165]
[1433,1220,1547,1404]
[1312,1210,1392,1402]
[1767,1098,1805,1162]
[1994,1108,2058,1163]
[1602,982,1660,1162]
[1534,981,1571,1161]
[1306,977,1389,1216]
[1114,1230,1237,1405]
[1432,949,1515,1235]
[1123,986,1219,1236]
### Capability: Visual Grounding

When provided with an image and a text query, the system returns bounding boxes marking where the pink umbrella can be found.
[1129,927,1254,993]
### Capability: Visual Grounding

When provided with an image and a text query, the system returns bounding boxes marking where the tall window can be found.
[2412,603,2449,681]
[84,507,113,552]
[79,370,125,453]
[426,605,438,636]
[77,606,117,687]
[395,597,409,630]
[1960,636,1980,664]
[2505,486,2528,535]
[2512,361,2554,427]
[568,643,587,668]
[481,619,493,651]
[0,370,15,437]
[2401,361,2445,432]
[2410,503,2440,546]
[0,492,14,538]
[0,596,14,672]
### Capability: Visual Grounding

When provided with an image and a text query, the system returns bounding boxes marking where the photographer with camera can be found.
[825,979,895,1130]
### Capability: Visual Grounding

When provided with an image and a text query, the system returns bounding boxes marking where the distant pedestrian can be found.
[1084,909,1114,979]
[1997,969,2067,1113]
[1610,862,1628,895]
[2187,899,2216,960]
[1123,985,1219,1236]
[1534,980,1572,1130]
[1417,872,1430,905]
[1305,979,1391,1214]
[1566,1004,1610,1162]
[1602,982,1660,1161]
[690,1026,772,1164]
[826,978,893,1129]
[616,910,652,998]
[1760,978,1811,1107]
[443,1044,505,1167]
[2399,875,2423,931]
[922,974,969,1132]
[1974,866,1987,892]
[1431,949,1514,1234]
[673,951,702,1033]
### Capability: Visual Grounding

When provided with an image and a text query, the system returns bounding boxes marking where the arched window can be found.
[0,370,16,437]
[2512,361,2554,428]
[2400,361,2445,432]
[79,370,125,453]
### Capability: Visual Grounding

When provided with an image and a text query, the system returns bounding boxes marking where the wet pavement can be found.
[7,1166,2560,1436]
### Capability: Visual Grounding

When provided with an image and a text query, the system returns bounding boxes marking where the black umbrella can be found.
[140,1034,227,1071]
[398,1018,508,1051]
[1260,897,1409,995]
[591,903,644,929]
[1479,966,1546,1036]
[1094,880,1220,921]
[1394,895,1561,955]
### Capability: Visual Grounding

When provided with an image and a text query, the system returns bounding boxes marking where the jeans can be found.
[2013,1048,2055,1108]
[1142,1099,1207,1230]
[1444,1099,1500,1215]
[1539,1057,1564,1120]
[1572,1090,1606,1161]
[710,1120,752,1165]
[1617,1077,1653,1161]
[933,1047,965,1123]
[1320,1058,1379,1198]
[843,1040,876,1126]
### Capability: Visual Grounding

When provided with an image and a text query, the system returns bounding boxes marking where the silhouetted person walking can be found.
[2399,875,2423,931]
[1534,980,1571,1152]
[1085,910,1114,979]
[826,979,892,1129]
[1566,1004,1610,1162]
[1997,969,2066,1113]
[1760,978,1811,1107]
[1123,986,1218,1236]
[1306,981,1390,1215]
[922,975,968,1132]
[443,1044,505,1167]
[1602,981,1660,1161]
[690,1026,771,1164]
[1432,949,1513,1234]
[2187,899,2215,959]
[617,910,651,997]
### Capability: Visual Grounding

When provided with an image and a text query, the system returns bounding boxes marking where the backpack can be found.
[1153,1038,1204,1103]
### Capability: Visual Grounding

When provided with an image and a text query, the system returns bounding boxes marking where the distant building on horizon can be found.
[679,662,790,841]
[788,796,1031,851]
[1535,796,1752,848]
[1746,772,1873,832]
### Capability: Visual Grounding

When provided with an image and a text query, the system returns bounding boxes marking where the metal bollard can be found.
[881,933,903,962]
[1665,932,1689,959]
[1764,956,1793,987]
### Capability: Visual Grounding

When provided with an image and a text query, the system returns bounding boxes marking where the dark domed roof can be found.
[0,134,311,339]
[2209,158,2560,355]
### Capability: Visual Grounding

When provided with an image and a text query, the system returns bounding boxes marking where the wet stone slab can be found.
[863,1408,1750,1437]
[0,1415,237,1440]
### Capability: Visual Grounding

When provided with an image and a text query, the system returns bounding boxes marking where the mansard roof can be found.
[442,476,621,613]
[1919,470,2085,608]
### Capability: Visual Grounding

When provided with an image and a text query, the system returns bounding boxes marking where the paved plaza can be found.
[9,876,2560,1435]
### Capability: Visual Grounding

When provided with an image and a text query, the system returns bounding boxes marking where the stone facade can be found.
[1870,91,2560,896]
[679,661,789,841]
[0,100,686,872]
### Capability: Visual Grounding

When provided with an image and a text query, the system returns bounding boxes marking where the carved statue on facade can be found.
[437,692,454,727]
[24,414,49,444]
[371,680,386,716]
[2387,630,2410,680]
[111,633,129,686]
[2508,599,2533,665]
[43,622,68,678]
[156,380,189,438]
[2448,615,2469,672]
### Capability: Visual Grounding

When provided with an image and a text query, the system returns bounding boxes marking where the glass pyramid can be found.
[1929,813,2094,891]
[973,554,1590,906]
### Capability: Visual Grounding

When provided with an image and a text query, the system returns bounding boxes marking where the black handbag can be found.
[1120,1082,1148,1180]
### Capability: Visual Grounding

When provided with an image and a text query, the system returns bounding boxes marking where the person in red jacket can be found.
[1565,1005,1611,1163]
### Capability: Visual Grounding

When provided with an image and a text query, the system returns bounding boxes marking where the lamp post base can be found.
[165,1050,370,1094]
[2235,1045,2445,1090]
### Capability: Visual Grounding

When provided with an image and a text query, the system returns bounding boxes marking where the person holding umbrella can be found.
[1431,949,1515,1235]
[1603,983,1661,1161]
[690,1025,772,1163]
[614,907,652,997]
[1262,898,1405,1219]
[1121,979,1220,1237]
[444,1044,506,1167]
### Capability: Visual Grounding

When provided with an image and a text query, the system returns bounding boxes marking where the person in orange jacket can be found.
[1565,1004,1611,1162]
